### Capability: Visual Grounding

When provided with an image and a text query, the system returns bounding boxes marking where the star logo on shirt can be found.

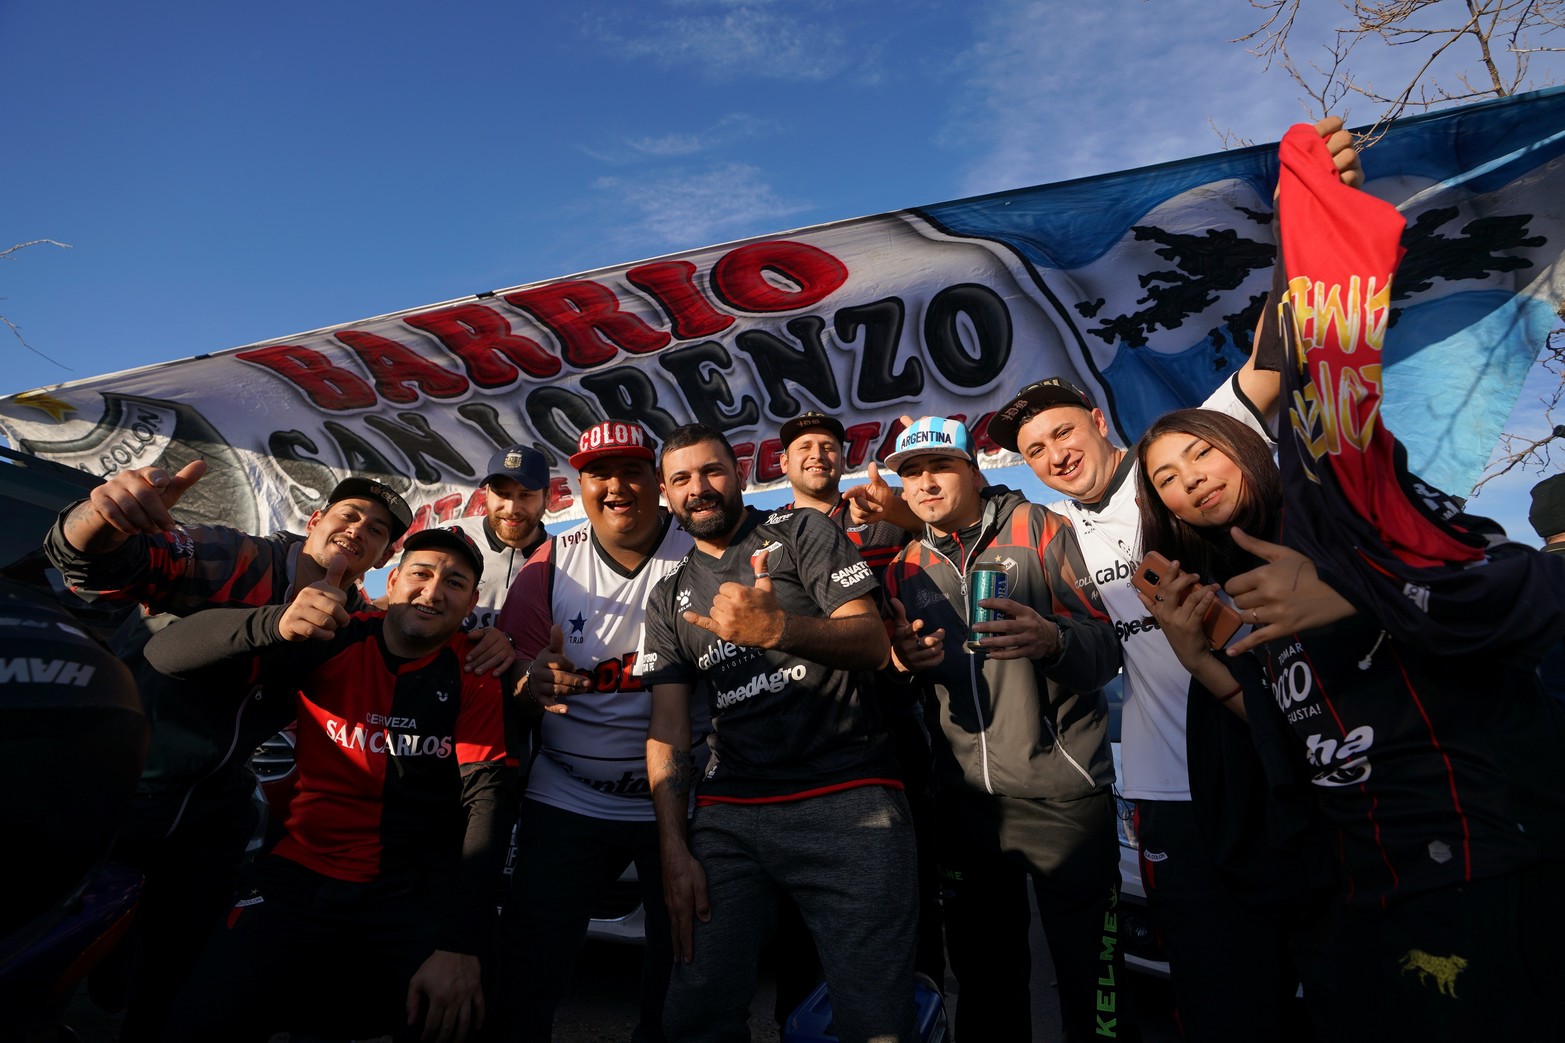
[569,612,588,634]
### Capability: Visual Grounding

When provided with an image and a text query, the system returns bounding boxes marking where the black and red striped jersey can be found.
[144,604,515,952]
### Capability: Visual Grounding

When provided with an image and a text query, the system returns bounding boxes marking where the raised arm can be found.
[57,460,208,555]
[1238,115,1365,422]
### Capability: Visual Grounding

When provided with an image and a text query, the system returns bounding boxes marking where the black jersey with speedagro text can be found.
[642,505,901,803]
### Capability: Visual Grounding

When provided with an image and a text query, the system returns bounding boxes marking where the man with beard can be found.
[492,420,696,1043]
[42,462,419,1041]
[642,423,918,1043]
[142,525,514,1043]
[448,443,552,631]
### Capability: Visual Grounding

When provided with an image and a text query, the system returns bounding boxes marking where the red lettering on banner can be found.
[405,503,437,538]
[460,490,487,518]
[403,303,561,385]
[546,476,575,513]
[874,416,912,467]
[753,438,784,483]
[431,493,466,524]
[841,422,880,469]
[731,443,756,486]
[504,281,671,368]
[335,330,469,404]
[711,241,849,314]
[969,411,1000,455]
[236,346,377,411]
[626,261,735,340]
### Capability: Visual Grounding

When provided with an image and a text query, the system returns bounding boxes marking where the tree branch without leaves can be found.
[2,239,73,371]
[1235,1,1565,489]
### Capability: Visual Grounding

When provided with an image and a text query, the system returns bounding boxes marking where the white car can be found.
[1104,671,1170,979]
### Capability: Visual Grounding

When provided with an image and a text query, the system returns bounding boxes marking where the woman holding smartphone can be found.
[1132,394,1565,1040]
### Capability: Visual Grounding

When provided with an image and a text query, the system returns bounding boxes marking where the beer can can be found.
[965,562,1010,652]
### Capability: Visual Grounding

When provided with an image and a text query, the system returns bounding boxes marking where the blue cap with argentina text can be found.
[884,416,975,472]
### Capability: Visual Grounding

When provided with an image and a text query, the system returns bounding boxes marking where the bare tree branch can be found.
[2,239,74,371]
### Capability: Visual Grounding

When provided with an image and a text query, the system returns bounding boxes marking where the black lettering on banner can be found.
[657,341,762,431]
[733,315,842,419]
[524,386,605,460]
[363,413,473,485]
[268,430,341,517]
[923,283,1012,388]
[835,297,923,404]
[455,402,540,464]
[321,422,413,495]
[579,365,685,444]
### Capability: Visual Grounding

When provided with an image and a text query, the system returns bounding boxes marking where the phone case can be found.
[1201,600,1243,649]
[1137,550,1243,649]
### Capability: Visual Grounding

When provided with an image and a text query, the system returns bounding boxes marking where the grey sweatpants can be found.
[664,785,919,1043]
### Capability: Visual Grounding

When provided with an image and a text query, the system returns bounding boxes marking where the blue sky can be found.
[3,0,1559,558]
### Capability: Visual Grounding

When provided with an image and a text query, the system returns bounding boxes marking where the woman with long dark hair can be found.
[1132,406,1565,1041]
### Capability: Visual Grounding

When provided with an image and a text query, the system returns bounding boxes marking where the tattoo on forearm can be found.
[665,748,693,800]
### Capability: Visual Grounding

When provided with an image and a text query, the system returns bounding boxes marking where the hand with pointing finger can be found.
[844,462,897,524]
[66,459,209,553]
[1223,527,1357,656]
[843,462,920,533]
[525,623,593,714]
[278,555,352,641]
[682,549,787,649]
[889,597,945,673]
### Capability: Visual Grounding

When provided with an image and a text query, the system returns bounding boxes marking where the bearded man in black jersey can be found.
[642,423,919,1043]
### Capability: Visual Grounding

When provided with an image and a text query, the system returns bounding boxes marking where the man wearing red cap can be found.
[493,419,697,1043]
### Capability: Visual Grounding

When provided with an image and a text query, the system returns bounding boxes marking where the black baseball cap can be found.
[400,525,485,578]
[1530,472,1565,539]
[481,444,549,491]
[326,478,413,542]
[988,377,1097,452]
[779,411,845,450]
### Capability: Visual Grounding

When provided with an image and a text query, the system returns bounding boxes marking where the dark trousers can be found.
[163,855,444,1043]
[770,697,945,1026]
[497,799,672,1043]
[938,786,1134,1042]
[102,784,258,1043]
[1317,861,1565,1042]
[1136,798,1328,1041]
[665,787,919,1043]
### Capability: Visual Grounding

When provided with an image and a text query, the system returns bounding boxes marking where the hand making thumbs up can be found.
[525,623,591,714]
[682,548,789,650]
[278,554,352,641]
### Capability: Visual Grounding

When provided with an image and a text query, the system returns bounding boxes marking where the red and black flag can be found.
[1273,123,1563,658]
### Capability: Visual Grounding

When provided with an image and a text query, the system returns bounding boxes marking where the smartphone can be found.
[1133,551,1244,650]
